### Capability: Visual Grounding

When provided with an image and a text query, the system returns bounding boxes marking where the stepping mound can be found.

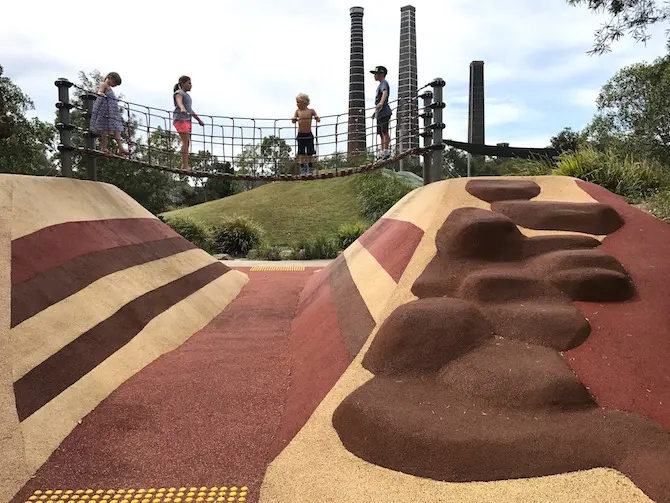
[263,176,670,503]
[0,175,247,503]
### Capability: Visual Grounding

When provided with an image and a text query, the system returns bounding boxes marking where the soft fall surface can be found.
[9,269,316,503]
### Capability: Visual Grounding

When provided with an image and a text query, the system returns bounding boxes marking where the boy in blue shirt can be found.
[370,65,392,159]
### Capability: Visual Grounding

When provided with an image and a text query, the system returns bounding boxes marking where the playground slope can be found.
[260,175,670,503]
[0,175,248,503]
[1,174,668,503]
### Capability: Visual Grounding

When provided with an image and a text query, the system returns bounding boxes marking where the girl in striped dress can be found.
[91,72,128,155]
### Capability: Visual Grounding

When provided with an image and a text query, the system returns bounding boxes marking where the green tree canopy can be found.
[0,65,57,175]
[582,52,670,163]
[550,127,582,153]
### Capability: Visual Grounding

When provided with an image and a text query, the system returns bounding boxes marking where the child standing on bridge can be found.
[173,75,205,172]
[292,93,320,175]
[91,72,129,155]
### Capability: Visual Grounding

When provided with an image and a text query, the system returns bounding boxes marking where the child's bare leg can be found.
[179,132,191,170]
[113,131,128,154]
[100,134,109,153]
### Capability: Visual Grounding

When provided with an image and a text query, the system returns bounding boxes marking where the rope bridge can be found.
[55,78,447,183]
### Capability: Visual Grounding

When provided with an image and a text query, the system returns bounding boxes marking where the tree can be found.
[550,127,582,153]
[0,65,57,175]
[583,53,670,163]
[259,135,293,175]
[567,0,670,55]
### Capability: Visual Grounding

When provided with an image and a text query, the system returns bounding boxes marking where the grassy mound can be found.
[162,176,362,246]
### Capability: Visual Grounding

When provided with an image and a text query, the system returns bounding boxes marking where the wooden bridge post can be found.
[81,92,99,181]
[419,90,433,184]
[55,78,74,177]
[429,78,445,183]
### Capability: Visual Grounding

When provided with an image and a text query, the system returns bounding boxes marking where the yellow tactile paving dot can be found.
[27,487,248,503]
[249,265,305,272]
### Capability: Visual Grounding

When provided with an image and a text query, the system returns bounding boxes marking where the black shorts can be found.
[296,132,315,156]
[377,114,390,134]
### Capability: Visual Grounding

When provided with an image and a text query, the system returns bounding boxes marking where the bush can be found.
[296,235,340,259]
[164,216,213,252]
[644,190,670,222]
[210,215,263,257]
[497,158,553,176]
[337,221,369,250]
[552,148,670,201]
[356,171,414,222]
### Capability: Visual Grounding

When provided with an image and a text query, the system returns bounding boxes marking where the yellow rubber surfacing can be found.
[249,266,305,271]
[27,487,249,503]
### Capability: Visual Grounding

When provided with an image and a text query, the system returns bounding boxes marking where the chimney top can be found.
[470,60,485,66]
[350,6,364,15]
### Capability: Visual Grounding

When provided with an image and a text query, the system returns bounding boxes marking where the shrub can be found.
[164,216,213,252]
[337,221,369,250]
[497,158,553,176]
[552,148,670,202]
[356,171,414,222]
[296,235,340,259]
[644,190,670,222]
[210,215,263,257]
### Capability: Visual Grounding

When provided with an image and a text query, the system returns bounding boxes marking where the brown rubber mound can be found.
[481,302,590,350]
[334,200,670,503]
[465,179,541,202]
[332,375,670,489]
[522,234,602,258]
[435,207,524,261]
[491,200,624,234]
[362,298,493,376]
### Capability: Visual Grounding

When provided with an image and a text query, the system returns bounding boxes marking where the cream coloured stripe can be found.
[20,269,248,472]
[0,177,30,503]
[383,179,454,232]
[11,248,219,381]
[342,241,397,324]
[6,175,154,240]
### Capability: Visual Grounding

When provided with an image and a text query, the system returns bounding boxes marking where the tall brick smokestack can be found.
[468,60,485,145]
[348,6,366,155]
[396,5,419,158]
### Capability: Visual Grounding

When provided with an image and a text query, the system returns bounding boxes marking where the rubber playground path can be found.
[10,267,319,503]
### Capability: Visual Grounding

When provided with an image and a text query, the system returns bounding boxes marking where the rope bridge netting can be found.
[55,77,447,183]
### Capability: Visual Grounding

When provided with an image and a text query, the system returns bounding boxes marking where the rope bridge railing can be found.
[54,77,446,183]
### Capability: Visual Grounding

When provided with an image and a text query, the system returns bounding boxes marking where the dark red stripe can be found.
[11,236,196,327]
[328,254,376,358]
[268,267,351,460]
[358,218,424,282]
[13,261,230,421]
[10,271,311,503]
[566,180,670,429]
[12,218,178,285]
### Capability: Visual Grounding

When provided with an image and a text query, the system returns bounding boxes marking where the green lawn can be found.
[162,176,363,246]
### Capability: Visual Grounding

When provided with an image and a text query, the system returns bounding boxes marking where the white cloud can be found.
[1,0,667,155]
[567,87,600,109]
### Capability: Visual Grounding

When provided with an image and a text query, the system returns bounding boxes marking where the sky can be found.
[1,0,669,159]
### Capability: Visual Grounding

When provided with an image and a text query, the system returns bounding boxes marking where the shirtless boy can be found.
[292,93,320,175]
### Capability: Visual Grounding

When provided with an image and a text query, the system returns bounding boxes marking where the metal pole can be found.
[429,78,445,183]
[467,153,472,177]
[82,92,98,181]
[55,78,74,177]
[419,90,433,185]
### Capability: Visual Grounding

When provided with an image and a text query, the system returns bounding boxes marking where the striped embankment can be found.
[1,175,247,503]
